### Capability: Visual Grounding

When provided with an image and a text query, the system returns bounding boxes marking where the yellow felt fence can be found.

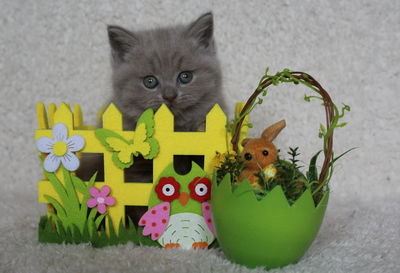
[36,102,244,232]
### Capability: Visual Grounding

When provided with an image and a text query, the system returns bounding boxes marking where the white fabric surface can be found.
[1,0,399,272]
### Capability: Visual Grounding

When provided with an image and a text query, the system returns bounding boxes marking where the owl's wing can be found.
[202,202,215,236]
[138,202,170,241]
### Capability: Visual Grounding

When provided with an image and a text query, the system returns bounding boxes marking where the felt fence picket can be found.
[35,102,241,233]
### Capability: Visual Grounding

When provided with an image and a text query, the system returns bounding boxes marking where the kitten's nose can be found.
[162,89,177,103]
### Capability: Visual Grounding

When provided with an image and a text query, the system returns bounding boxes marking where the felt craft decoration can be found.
[95,108,159,169]
[35,102,239,247]
[36,122,85,172]
[87,185,116,214]
[239,120,286,189]
[33,68,350,271]
[139,163,215,249]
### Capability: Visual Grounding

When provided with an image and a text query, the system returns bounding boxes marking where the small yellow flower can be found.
[211,151,237,169]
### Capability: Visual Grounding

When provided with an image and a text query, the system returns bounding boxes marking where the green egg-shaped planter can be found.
[211,174,329,270]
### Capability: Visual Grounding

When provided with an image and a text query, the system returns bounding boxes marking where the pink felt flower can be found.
[87,185,116,214]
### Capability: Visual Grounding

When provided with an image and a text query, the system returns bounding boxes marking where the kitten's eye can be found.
[178,71,193,84]
[143,75,159,89]
[262,150,269,156]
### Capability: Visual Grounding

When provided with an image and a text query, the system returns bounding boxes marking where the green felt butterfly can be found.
[95,109,159,169]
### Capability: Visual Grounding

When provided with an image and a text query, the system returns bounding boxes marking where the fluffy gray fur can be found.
[107,12,225,131]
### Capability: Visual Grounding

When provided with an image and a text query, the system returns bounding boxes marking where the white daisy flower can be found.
[36,123,85,172]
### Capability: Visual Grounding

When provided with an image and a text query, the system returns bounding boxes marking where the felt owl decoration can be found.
[139,163,215,249]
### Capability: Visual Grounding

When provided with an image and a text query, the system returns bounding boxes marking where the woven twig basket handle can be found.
[231,72,334,186]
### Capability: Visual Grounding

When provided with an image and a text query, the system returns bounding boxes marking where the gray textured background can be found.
[1,1,399,272]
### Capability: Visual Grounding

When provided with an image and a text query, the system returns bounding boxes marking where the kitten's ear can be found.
[186,12,214,49]
[107,25,138,62]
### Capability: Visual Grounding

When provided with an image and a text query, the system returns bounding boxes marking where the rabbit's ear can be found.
[261,120,286,142]
[241,138,250,147]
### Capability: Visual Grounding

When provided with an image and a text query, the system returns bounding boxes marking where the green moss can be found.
[215,153,244,185]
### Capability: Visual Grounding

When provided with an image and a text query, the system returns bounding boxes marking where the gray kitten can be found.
[105,13,225,224]
[108,12,225,131]
[78,13,225,190]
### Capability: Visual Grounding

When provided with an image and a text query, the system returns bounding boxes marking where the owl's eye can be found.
[155,177,180,202]
[162,184,175,196]
[189,177,211,203]
[195,183,208,197]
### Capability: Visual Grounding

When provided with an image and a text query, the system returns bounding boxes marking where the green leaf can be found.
[64,226,74,244]
[307,150,322,182]
[38,216,63,244]
[71,175,87,194]
[87,217,96,237]
[319,124,326,138]
[88,207,98,221]
[107,217,118,244]
[47,211,62,232]
[63,168,80,212]
[44,195,67,220]
[77,172,98,223]
[117,220,128,244]
[88,172,98,188]
[44,170,70,210]
[81,221,91,242]
[339,104,351,118]
[92,227,109,248]
[127,217,139,245]
[329,147,357,167]
[72,224,82,244]
[95,213,106,229]
[54,217,67,239]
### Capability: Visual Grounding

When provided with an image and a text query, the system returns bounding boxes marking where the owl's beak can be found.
[178,192,189,206]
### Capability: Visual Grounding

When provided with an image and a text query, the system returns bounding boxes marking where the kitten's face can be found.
[108,13,224,130]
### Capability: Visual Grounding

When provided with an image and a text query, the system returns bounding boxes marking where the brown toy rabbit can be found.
[239,120,286,189]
